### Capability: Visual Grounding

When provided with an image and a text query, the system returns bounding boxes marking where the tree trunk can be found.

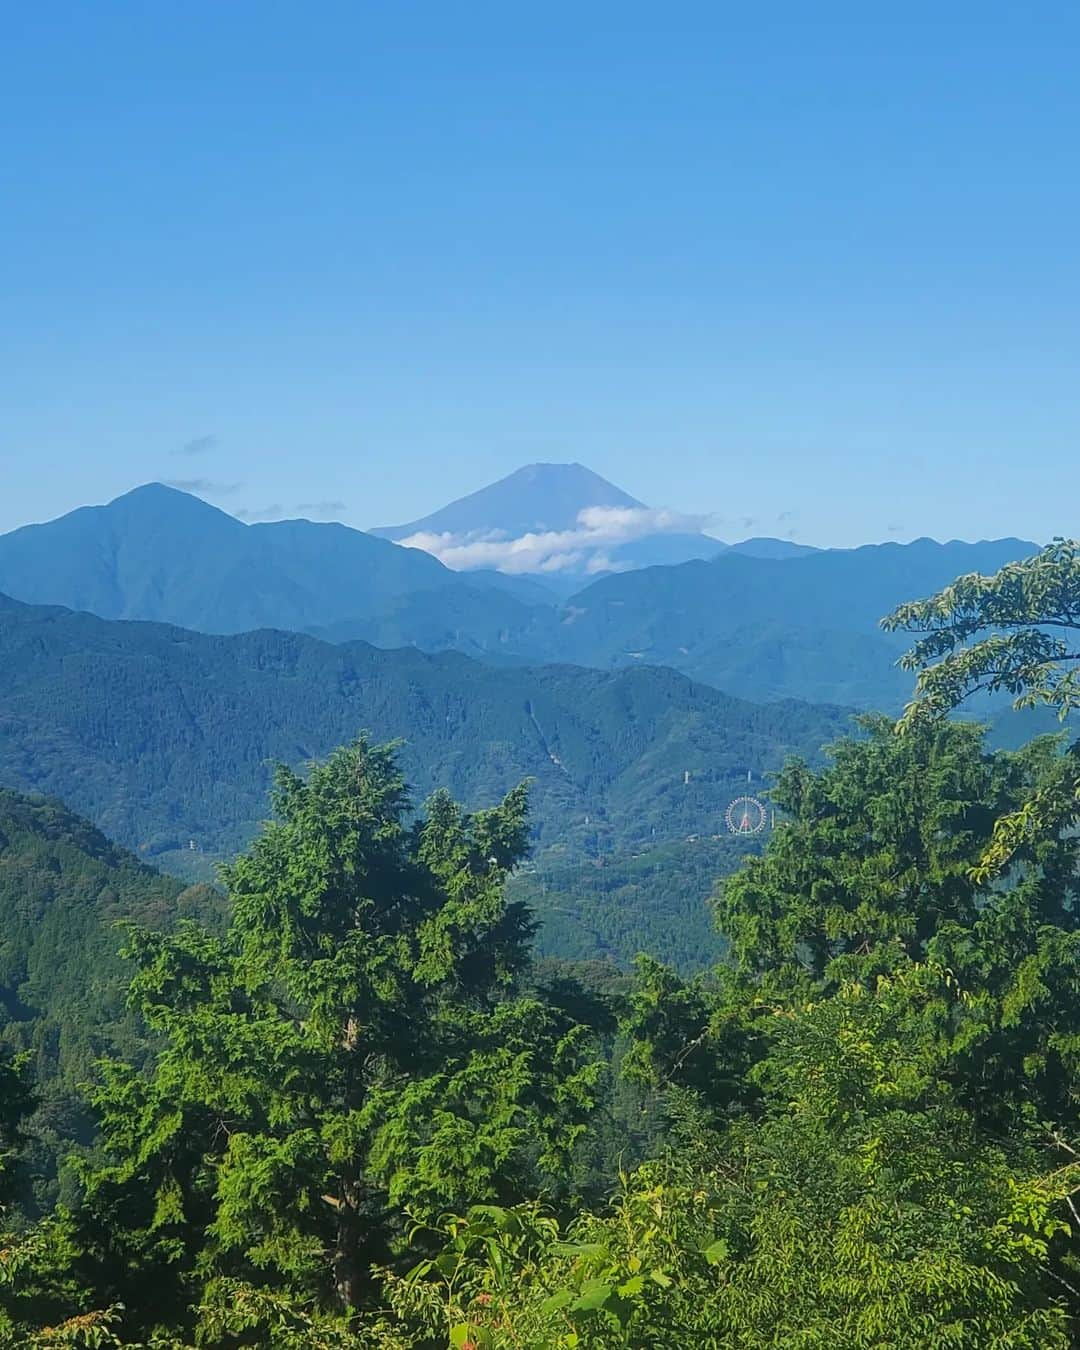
[334,1016,364,1308]
[333,1177,363,1309]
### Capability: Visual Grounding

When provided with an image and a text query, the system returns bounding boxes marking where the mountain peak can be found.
[0,481,475,634]
[370,461,720,578]
[117,481,192,500]
[106,482,242,523]
[372,462,643,541]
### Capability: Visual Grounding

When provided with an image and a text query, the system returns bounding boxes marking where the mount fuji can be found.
[371,462,725,580]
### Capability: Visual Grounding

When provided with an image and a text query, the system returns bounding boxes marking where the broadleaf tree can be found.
[883,537,1080,873]
[386,969,1080,1348]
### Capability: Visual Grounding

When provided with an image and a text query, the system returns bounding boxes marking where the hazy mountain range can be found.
[0,469,1039,711]
[0,464,1058,967]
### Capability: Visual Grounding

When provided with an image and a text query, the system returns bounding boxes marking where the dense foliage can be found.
[3,540,1080,1346]
[510,835,764,972]
[885,537,1080,875]
[715,717,1080,1141]
[5,717,1080,1344]
[388,975,1079,1348]
[1,744,609,1344]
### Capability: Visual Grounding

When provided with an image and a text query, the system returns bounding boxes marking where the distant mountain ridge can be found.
[540,536,1040,707]
[721,537,819,560]
[0,480,1042,713]
[0,482,551,644]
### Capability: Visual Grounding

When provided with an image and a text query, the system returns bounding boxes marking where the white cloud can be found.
[585,552,631,575]
[397,505,713,575]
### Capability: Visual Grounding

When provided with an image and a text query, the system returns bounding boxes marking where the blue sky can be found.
[2,3,1077,545]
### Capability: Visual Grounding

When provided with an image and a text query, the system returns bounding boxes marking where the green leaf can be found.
[571,1279,613,1312]
[552,1241,607,1258]
[434,1252,461,1277]
[540,1288,575,1314]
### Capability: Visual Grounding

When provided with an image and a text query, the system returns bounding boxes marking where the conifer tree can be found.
[70,739,600,1336]
[0,1048,33,1212]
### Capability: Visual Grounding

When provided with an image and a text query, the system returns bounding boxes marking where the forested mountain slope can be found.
[0,595,846,869]
[4,544,1077,1348]
[0,788,221,1207]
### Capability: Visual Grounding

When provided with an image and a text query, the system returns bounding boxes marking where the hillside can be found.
[0,788,221,1206]
[508,833,759,973]
[0,595,849,963]
[283,531,1045,711]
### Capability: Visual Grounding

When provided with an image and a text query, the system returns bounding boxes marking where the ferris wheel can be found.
[725,794,768,835]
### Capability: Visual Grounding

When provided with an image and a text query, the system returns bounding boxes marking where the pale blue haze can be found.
[1,3,1077,545]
